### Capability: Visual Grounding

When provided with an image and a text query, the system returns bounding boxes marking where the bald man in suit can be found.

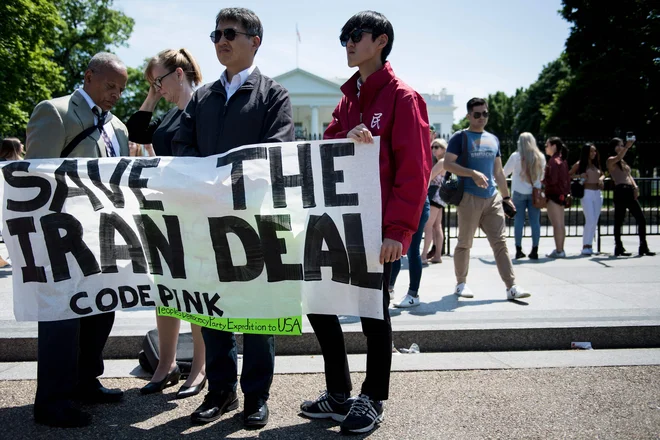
[25,52,129,428]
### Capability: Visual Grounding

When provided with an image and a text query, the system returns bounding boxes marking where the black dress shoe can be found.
[191,390,239,424]
[615,247,632,257]
[34,403,92,428]
[639,247,656,257]
[140,366,182,395]
[244,402,269,428]
[75,385,124,404]
[176,376,206,399]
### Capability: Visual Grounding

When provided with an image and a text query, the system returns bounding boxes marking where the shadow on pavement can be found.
[389,294,519,318]
[0,391,383,439]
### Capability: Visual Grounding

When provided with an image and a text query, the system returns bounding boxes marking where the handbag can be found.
[427,184,439,200]
[532,187,547,209]
[570,179,585,199]
[438,130,468,206]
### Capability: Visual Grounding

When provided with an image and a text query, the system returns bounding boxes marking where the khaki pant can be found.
[454,192,515,288]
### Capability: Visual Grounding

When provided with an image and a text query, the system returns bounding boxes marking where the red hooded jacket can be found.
[324,62,432,254]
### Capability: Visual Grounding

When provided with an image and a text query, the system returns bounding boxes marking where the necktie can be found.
[92,107,116,157]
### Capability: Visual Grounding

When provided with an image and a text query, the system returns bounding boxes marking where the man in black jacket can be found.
[172,7,294,429]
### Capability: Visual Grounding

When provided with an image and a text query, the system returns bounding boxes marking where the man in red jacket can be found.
[300,10,431,434]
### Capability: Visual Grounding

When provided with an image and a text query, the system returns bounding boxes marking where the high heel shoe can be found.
[176,376,207,399]
[140,365,181,395]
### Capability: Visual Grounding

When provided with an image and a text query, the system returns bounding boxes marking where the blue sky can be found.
[113,0,570,121]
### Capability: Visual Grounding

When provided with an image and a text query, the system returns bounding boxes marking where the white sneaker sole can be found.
[341,413,385,433]
[394,301,419,308]
[508,292,531,300]
[454,291,474,298]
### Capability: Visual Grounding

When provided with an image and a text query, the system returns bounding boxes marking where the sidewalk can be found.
[0,235,659,360]
[0,365,658,439]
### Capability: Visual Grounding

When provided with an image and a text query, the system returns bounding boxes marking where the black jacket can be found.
[172,67,294,157]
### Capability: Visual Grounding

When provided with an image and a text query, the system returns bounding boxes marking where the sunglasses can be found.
[154,70,175,89]
[210,28,255,43]
[340,28,373,47]
[472,111,490,119]
[432,145,442,150]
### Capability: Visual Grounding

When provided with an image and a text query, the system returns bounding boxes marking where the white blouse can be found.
[503,152,544,195]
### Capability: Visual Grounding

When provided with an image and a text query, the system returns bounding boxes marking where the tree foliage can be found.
[0,0,134,139]
[544,0,660,138]
[0,0,64,138]
[52,0,134,94]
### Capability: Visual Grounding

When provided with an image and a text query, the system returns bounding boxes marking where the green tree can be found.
[53,0,134,94]
[0,0,64,138]
[112,64,173,123]
[515,55,571,138]
[544,0,659,139]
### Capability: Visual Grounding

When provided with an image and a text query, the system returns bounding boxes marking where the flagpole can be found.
[296,23,299,68]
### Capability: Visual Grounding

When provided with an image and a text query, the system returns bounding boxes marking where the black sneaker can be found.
[300,391,353,422]
[340,394,384,434]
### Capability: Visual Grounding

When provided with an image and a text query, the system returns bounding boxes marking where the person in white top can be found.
[503,133,546,259]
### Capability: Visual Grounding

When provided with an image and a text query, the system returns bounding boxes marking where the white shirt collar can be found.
[220,65,256,89]
[77,88,102,113]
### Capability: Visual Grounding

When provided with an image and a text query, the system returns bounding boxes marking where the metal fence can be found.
[442,177,660,255]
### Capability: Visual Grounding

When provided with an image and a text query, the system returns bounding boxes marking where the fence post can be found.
[446,204,451,256]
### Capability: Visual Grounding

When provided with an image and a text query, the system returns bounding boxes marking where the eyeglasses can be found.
[472,111,490,119]
[154,70,176,89]
[210,28,255,43]
[340,28,373,47]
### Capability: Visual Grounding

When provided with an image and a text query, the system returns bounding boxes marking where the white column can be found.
[311,106,319,139]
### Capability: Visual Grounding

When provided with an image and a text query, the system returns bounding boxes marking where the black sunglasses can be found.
[210,28,255,43]
[472,111,490,119]
[154,70,175,89]
[340,28,373,47]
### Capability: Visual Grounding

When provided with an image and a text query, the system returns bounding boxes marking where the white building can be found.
[273,68,455,140]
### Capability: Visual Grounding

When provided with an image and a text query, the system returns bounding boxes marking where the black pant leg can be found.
[613,187,628,248]
[77,312,115,389]
[307,313,351,394]
[627,197,648,247]
[359,262,392,401]
[240,333,275,406]
[35,319,81,406]
[202,327,238,393]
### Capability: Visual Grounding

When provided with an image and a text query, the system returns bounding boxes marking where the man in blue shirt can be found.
[444,98,530,300]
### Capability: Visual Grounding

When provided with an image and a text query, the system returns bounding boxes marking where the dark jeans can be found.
[614,185,648,248]
[202,329,274,406]
[306,263,392,401]
[390,197,430,294]
[35,312,115,407]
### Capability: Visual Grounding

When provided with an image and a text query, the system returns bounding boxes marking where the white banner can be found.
[1,139,384,323]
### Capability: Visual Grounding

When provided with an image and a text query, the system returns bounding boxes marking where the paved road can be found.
[0,367,658,439]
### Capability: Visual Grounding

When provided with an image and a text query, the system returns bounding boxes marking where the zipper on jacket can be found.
[218,86,251,141]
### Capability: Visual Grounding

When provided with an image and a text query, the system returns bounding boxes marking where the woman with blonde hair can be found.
[503,133,545,259]
[421,138,448,264]
[126,48,206,398]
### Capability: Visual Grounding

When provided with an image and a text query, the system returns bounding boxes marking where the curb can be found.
[1,325,658,362]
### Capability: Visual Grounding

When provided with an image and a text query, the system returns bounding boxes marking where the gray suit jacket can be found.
[25,89,129,159]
